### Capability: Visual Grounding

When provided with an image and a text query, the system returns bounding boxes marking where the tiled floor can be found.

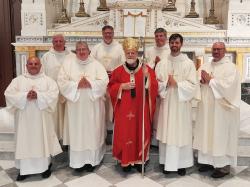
[0,151,250,187]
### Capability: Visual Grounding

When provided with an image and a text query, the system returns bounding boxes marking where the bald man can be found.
[41,34,72,141]
[5,57,62,181]
[194,42,241,178]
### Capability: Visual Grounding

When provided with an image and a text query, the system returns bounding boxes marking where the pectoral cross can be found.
[126,111,135,120]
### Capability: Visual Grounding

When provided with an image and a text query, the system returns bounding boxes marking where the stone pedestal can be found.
[227,0,250,37]
[21,0,58,36]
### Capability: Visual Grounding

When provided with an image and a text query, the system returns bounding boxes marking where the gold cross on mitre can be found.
[126,111,135,120]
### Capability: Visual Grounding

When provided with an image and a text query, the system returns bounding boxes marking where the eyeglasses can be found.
[76,48,88,51]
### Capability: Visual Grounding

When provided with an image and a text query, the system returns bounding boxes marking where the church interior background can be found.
[1,0,250,186]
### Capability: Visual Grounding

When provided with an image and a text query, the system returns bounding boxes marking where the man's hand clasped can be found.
[200,70,212,84]
[167,74,177,87]
[78,77,91,89]
[27,90,37,100]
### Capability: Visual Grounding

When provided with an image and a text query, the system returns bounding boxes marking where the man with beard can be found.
[5,57,62,181]
[155,33,198,176]
[193,42,240,178]
[41,34,72,142]
[108,37,158,172]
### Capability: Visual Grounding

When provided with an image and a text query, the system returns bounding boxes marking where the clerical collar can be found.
[123,59,142,74]
[168,53,188,63]
[50,47,69,56]
[155,44,168,51]
[24,71,45,79]
[125,59,139,71]
[102,41,114,47]
[77,57,91,65]
[212,56,229,65]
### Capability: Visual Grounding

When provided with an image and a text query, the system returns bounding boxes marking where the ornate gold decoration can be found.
[123,38,140,51]
[97,0,109,11]
[75,0,90,17]
[162,0,177,11]
[185,0,199,18]
[15,46,51,58]
[205,0,219,24]
[57,0,70,24]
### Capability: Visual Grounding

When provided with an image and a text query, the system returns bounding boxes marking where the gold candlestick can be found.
[57,0,70,23]
[75,0,90,17]
[185,0,199,18]
[205,0,219,24]
[97,0,109,11]
[162,0,177,11]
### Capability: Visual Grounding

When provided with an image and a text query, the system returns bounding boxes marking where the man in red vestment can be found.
[108,38,158,172]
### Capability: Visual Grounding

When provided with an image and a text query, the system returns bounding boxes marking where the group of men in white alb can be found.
[4,25,240,181]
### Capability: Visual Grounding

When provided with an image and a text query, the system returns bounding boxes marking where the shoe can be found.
[16,173,29,181]
[177,168,186,176]
[41,163,52,178]
[62,145,69,152]
[75,165,86,172]
[198,164,214,172]
[211,169,229,178]
[122,165,132,172]
[85,164,95,172]
[162,170,171,174]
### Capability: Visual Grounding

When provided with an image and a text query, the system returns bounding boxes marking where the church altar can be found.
[13,0,250,82]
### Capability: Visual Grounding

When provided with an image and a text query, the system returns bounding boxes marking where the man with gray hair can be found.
[194,42,241,178]
[57,41,108,172]
[41,34,72,142]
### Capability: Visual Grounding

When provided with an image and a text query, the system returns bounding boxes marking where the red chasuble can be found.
[108,62,158,166]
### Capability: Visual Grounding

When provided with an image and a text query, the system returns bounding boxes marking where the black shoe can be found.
[85,164,95,172]
[16,173,29,181]
[62,145,69,152]
[198,164,214,172]
[177,168,186,176]
[75,165,86,172]
[41,163,52,178]
[211,169,229,178]
[122,165,132,172]
[162,170,171,174]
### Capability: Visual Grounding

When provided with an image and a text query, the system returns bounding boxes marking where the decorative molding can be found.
[24,12,43,26]
[162,12,216,31]
[231,13,250,26]
[14,35,250,47]
[109,1,163,10]
[51,11,110,32]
